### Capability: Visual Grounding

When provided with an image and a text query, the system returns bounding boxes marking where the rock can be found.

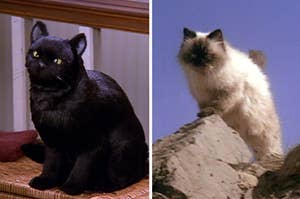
[253,145,300,199]
[153,114,292,199]
[153,115,254,199]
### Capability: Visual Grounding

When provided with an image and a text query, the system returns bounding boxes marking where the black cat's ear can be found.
[31,21,48,43]
[183,27,197,40]
[69,33,87,56]
[207,29,223,42]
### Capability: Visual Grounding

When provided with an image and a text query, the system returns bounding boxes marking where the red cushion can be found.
[0,130,38,162]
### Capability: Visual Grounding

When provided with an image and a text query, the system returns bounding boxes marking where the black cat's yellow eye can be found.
[32,50,39,58]
[53,58,62,65]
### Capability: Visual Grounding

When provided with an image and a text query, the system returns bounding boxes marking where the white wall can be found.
[0,14,149,143]
[0,14,13,130]
[99,29,149,142]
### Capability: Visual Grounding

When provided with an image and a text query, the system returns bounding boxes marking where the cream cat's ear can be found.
[207,29,223,42]
[31,21,48,43]
[208,29,225,50]
[183,27,196,40]
[69,33,87,56]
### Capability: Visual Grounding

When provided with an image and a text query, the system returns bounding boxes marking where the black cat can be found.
[22,21,148,195]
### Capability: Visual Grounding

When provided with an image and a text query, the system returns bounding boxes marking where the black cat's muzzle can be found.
[26,64,55,83]
[38,61,46,68]
[26,65,72,91]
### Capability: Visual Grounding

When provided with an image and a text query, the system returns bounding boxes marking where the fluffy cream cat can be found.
[178,28,282,160]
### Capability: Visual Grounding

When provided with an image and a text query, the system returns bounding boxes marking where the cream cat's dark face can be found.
[26,21,86,88]
[178,28,226,68]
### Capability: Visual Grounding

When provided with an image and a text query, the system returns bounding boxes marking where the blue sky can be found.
[153,0,300,152]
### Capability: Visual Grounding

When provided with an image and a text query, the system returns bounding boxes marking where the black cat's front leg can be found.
[60,148,102,195]
[29,147,70,190]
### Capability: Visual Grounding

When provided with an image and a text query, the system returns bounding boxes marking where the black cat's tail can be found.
[21,143,45,163]
[144,144,149,176]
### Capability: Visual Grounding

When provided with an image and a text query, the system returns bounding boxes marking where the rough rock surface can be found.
[153,114,300,199]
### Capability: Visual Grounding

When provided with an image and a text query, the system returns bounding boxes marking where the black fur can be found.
[24,21,148,195]
[21,143,45,163]
[31,21,49,43]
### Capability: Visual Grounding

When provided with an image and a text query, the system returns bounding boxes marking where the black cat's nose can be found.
[39,61,45,68]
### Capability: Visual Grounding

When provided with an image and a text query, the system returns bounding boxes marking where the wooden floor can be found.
[0,157,149,199]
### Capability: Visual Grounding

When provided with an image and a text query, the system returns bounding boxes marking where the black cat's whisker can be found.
[55,75,71,90]
[14,70,25,74]
[56,75,67,85]
[14,73,24,78]
[14,71,26,80]
[14,70,26,76]
[56,75,63,82]
[14,75,24,80]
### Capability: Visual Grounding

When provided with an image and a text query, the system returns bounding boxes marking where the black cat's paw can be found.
[21,143,45,164]
[60,183,84,195]
[29,176,57,190]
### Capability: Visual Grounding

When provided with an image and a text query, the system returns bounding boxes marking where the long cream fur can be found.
[179,30,282,160]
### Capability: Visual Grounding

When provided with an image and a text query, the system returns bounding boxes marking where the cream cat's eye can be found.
[53,58,62,65]
[32,50,39,58]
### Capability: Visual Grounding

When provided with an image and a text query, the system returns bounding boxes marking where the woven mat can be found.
[0,157,149,199]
